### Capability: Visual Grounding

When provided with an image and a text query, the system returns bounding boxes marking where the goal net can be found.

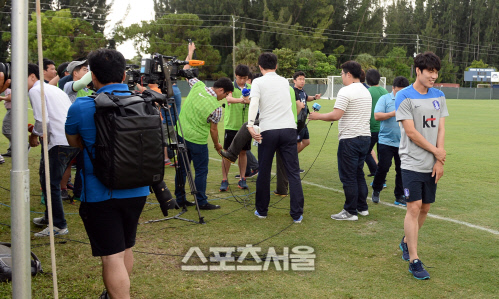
[323,76,387,99]
[286,78,330,99]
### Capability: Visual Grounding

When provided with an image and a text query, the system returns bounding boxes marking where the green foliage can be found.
[377,47,412,80]
[235,39,262,74]
[437,53,459,83]
[355,53,376,70]
[466,59,491,71]
[273,48,296,78]
[114,14,221,79]
[27,9,107,64]
[296,49,336,78]
[377,67,395,86]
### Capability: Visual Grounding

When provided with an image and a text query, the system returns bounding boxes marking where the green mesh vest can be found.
[290,86,297,123]
[224,83,251,130]
[77,88,94,98]
[177,81,221,144]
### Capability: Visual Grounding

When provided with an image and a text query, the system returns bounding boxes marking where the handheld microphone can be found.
[312,103,321,112]
[305,103,322,126]
[242,88,251,97]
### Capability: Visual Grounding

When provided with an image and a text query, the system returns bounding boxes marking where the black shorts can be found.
[224,129,251,151]
[297,127,309,143]
[402,169,437,204]
[79,196,147,256]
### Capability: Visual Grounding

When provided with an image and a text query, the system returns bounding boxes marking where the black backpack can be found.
[0,242,43,282]
[87,90,165,190]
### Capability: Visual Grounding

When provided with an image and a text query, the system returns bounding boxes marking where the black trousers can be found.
[255,128,304,220]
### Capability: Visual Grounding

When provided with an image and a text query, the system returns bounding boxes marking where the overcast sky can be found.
[105,0,155,59]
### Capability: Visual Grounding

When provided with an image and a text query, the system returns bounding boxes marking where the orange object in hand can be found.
[28,123,34,132]
[188,60,205,67]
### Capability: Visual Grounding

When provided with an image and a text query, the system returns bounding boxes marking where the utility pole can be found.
[11,0,32,298]
[416,34,420,54]
[232,15,236,79]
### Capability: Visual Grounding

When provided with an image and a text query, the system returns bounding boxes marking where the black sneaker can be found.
[399,236,410,261]
[99,289,110,299]
[247,169,259,178]
[199,203,221,210]
[371,191,380,204]
[395,195,407,207]
[219,149,237,164]
[299,169,305,173]
[409,259,430,280]
[175,199,196,209]
[2,150,11,157]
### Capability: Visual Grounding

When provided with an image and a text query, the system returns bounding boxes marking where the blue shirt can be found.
[65,83,150,202]
[375,92,401,147]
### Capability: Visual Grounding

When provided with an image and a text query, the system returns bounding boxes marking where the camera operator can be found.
[174,42,234,210]
[65,49,150,299]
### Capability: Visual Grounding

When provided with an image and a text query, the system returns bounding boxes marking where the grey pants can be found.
[2,109,11,150]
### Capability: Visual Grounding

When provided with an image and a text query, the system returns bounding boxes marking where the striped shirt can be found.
[188,78,222,124]
[334,82,372,140]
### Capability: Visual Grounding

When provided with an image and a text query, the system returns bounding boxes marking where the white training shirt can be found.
[334,82,372,140]
[249,72,296,132]
[29,80,72,150]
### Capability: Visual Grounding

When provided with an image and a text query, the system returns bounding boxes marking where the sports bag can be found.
[0,242,43,282]
[88,90,165,190]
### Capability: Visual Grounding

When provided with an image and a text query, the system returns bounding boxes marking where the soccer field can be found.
[0,99,497,298]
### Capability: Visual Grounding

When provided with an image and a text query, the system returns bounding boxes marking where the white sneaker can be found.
[357,210,369,216]
[0,154,4,164]
[331,209,358,221]
[33,216,49,227]
[254,210,266,219]
[34,226,68,237]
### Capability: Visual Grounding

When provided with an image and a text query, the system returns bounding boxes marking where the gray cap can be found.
[67,60,87,75]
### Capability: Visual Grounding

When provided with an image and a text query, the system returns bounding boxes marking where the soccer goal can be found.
[286,78,330,99]
[323,76,387,99]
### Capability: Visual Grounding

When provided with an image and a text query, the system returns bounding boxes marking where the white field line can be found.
[209,157,499,236]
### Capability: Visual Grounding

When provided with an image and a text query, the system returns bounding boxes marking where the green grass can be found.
[0,99,498,298]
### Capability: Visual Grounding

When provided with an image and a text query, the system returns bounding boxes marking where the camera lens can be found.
[0,62,11,81]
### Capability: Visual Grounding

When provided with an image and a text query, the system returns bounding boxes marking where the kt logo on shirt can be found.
[423,115,437,128]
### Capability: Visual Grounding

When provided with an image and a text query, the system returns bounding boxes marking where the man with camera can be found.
[65,49,150,299]
[174,42,234,210]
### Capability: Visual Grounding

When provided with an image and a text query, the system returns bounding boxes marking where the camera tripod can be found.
[144,90,206,225]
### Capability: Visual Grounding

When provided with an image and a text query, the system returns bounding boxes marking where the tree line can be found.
[1,0,498,85]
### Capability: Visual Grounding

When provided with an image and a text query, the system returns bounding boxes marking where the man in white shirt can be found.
[27,63,79,237]
[309,61,372,221]
[247,53,304,223]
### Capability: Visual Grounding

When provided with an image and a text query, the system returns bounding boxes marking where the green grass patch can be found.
[0,99,497,298]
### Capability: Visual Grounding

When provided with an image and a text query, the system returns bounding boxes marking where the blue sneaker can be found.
[395,195,407,207]
[370,181,387,188]
[399,236,410,261]
[238,178,249,189]
[293,215,303,223]
[409,259,430,280]
[254,210,266,219]
[219,180,229,192]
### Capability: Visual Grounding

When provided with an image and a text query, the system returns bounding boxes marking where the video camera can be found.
[125,54,205,98]
[0,62,11,81]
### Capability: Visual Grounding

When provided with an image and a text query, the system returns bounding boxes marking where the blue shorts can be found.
[401,169,437,204]
[297,127,309,143]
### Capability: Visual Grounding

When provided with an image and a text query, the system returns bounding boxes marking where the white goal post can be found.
[323,76,387,99]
